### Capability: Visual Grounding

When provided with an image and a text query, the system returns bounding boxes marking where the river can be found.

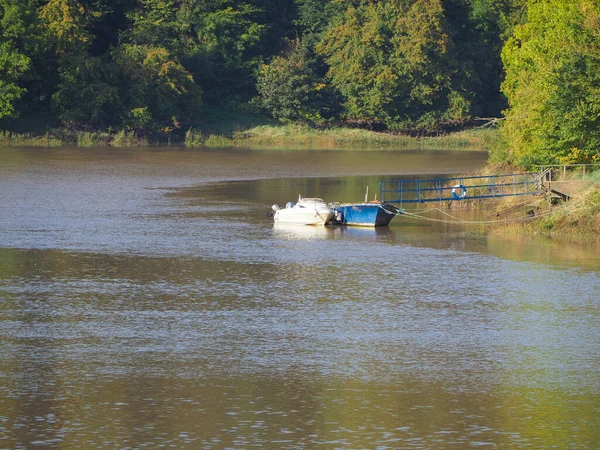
[0,147,598,449]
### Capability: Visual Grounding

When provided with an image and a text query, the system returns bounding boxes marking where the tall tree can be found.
[256,39,340,123]
[316,0,475,129]
[0,0,33,118]
[444,0,526,117]
[114,44,202,125]
[501,0,600,166]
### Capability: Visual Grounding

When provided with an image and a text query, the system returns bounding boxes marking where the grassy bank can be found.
[0,129,150,148]
[185,124,493,150]
[483,170,600,241]
[2,121,494,150]
[488,186,600,241]
[0,130,63,147]
[402,164,600,241]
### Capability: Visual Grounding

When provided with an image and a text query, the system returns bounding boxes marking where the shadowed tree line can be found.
[1,0,598,166]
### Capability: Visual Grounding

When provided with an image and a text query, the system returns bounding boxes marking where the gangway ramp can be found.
[379,173,542,205]
[536,164,599,200]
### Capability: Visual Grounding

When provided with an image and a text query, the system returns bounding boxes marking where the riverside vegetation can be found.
[487,172,600,241]
[1,0,598,238]
[184,125,493,150]
[426,165,600,241]
[1,0,597,165]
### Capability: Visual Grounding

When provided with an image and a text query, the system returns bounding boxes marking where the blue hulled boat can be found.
[332,202,400,227]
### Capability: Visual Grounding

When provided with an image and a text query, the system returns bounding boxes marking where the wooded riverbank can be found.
[423,166,600,242]
[3,125,597,241]
[487,180,600,242]
[0,124,494,150]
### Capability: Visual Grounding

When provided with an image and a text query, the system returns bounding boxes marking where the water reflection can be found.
[0,147,599,449]
[272,223,397,243]
[273,223,333,240]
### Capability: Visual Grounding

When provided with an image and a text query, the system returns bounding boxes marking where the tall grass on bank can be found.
[489,185,600,241]
[583,169,600,184]
[0,130,62,147]
[537,187,600,239]
[185,129,236,147]
[185,129,204,147]
[4,123,495,150]
[76,130,148,147]
[185,124,494,150]
[76,131,112,147]
[1,129,150,148]
[110,130,148,147]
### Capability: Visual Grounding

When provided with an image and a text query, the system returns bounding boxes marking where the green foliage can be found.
[0,0,32,118]
[559,147,600,165]
[0,129,62,146]
[110,129,148,147]
[185,128,205,146]
[115,44,202,124]
[256,41,340,124]
[540,215,556,231]
[295,0,343,42]
[52,55,122,126]
[316,0,477,128]
[196,5,264,69]
[126,0,179,47]
[187,3,267,104]
[76,130,111,146]
[0,0,542,140]
[0,64,28,119]
[39,0,97,55]
[446,0,526,116]
[501,0,600,167]
[123,0,268,106]
[128,107,152,128]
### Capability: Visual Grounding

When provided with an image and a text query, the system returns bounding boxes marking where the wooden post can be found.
[563,165,566,179]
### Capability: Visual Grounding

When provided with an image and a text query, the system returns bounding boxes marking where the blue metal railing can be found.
[380,173,541,205]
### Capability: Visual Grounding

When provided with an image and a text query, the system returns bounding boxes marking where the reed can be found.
[0,130,62,147]
[183,124,492,150]
[237,125,492,150]
[4,123,494,150]
[77,131,112,147]
[234,125,416,149]
[490,186,600,241]
[110,130,148,147]
[1,129,151,148]
[185,130,234,147]
[423,128,497,150]
[184,129,205,147]
[583,170,600,185]
[204,135,233,147]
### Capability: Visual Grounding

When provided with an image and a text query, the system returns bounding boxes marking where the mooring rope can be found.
[398,207,561,225]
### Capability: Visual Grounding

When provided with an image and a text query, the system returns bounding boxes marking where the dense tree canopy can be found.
[0,0,524,129]
[316,0,475,128]
[501,0,600,166]
[0,0,34,118]
[3,0,599,167]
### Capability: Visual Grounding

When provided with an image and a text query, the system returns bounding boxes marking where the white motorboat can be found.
[271,195,334,225]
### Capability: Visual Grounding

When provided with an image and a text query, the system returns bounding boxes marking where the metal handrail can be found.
[380,173,540,204]
[535,164,600,180]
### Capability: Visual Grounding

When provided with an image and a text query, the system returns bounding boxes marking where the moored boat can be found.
[271,195,334,225]
[331,201,400,227]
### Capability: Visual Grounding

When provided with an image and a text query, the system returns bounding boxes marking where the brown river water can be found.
[0,147,599,449]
